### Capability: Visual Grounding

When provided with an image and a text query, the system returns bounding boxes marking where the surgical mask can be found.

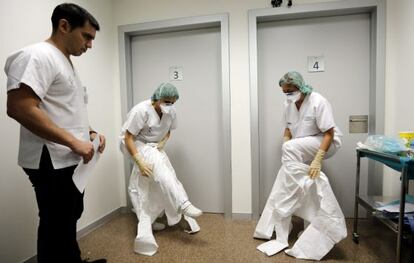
[285,91,301,103]
[160,104,175,115]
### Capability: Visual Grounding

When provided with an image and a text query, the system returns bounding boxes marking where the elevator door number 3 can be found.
[169,66,183,81]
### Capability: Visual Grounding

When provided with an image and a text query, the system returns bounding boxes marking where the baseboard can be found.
[23,256,37,263]
[232,213,252,220]
[23,207,126,263]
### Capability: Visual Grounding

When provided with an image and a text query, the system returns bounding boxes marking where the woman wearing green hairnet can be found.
[279,71,342,174]
[254,72,346,260]
[119,83,202,256]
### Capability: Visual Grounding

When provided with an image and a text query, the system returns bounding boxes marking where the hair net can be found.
[151,82,180,101]
[279,71,313,95]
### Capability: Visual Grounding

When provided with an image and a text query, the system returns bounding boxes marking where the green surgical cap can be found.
[278,71,313,95]
[151,82,180,101]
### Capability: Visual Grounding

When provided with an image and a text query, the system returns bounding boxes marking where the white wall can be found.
[112,0,414,212]
[0,1,123,262]
[1,0,412,262]
[383,0,414,195]
[112,0,339,215]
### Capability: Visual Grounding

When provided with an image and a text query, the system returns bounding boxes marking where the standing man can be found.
[5,3,106,263]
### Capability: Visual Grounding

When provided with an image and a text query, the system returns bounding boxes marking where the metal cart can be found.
[353,148,414,263]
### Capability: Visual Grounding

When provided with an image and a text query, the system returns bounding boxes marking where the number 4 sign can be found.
[308,56,325,73]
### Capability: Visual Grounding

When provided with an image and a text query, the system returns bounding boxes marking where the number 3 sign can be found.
[169,66,183,81]
[308,56,325,73]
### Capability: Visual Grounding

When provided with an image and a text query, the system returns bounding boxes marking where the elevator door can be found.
[131,27,224,212]
[258,14,371,216]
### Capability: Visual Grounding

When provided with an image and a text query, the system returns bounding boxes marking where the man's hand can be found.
[71,139,94,163]
[90,132,106,153]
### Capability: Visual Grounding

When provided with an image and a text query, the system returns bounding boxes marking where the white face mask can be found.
[160,104,175,115]
[285,91,301,103]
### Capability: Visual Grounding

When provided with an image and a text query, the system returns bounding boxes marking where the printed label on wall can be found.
[308,56,325,73]
[169,66,183,81]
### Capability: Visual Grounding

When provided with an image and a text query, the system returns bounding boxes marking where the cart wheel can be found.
[352,233,359,244]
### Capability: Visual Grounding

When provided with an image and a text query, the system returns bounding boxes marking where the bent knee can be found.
[281,140,304,163]
[282,140,296,154]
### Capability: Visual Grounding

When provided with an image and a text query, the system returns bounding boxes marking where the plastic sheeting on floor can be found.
[254,162,347,260]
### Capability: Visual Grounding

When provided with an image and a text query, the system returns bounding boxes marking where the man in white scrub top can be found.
[120,83,202,255]
[5,3,106,263]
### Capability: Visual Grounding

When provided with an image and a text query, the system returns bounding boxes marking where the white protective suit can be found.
[254,92,346,260]
[128,143,200,256]
[254,156,347,260]
[120,100,200,256]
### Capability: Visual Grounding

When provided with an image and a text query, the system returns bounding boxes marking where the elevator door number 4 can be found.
[169,66,183,81]
[308,56,325,73]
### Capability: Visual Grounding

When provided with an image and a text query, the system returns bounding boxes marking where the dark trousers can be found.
[24,147,84,263]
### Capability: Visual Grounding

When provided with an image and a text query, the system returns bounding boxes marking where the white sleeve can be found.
[170,114,177,130]
[125,108,147,135]
[316,98,336,133]
[283,102,290,128]
[5,49,55,100]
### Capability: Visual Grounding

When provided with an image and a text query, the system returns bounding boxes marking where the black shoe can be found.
[82,259,107,263]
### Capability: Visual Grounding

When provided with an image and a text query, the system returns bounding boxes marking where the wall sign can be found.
[169,66,183,81]
[308,56,325,73]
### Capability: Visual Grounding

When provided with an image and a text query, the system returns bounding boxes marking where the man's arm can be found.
[89,128,106,154]
[7,84,94,163]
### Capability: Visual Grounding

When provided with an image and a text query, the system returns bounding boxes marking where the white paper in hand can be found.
[72,135,101,193]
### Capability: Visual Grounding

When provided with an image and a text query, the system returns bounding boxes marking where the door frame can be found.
[249,0,386,218]
[118,14,232,217]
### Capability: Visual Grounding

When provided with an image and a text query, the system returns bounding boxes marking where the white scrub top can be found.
[284,92,342,142]
[120,100,177,147]
[4,42,89,169]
